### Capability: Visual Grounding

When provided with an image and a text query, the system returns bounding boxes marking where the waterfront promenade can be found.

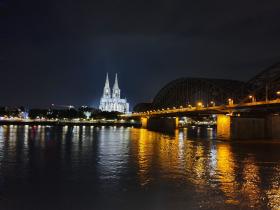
[0,118,139,127]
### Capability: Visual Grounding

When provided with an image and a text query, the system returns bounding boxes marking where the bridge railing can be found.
[121,99,280,118]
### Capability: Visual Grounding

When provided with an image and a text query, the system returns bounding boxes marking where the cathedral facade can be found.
[99,73,130,113]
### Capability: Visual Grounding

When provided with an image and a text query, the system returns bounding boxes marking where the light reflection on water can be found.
[0,125,279,209]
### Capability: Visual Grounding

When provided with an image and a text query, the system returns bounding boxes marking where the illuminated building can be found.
[99,73,130,113]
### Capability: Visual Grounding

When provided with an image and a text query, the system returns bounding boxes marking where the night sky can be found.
[1,0,280,108]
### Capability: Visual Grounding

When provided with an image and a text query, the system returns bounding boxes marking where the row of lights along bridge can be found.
[133,91,280,114]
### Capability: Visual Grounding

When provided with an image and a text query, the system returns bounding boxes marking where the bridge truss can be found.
[241,63,280,103]
[133,63,280,112]
[152,78,244,109]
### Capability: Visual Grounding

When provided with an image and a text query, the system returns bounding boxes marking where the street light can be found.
[210,101,215,107]
[249,95,256,103]
[228,98,234,106]
[197,102,203,108]
[277,91,280,99]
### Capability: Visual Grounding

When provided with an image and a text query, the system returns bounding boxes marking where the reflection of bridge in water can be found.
[122,63,280,139]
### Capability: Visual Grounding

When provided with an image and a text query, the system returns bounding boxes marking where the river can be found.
[0,125,279,210]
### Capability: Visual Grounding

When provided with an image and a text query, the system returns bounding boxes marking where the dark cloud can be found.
[1,0,280,107]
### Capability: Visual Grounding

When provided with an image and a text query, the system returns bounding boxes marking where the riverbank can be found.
[0,120,141,127]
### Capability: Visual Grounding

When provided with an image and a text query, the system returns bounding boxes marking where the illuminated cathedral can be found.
[99,73,130,113]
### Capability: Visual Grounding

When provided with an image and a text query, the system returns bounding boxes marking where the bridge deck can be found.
[122,99,280,118]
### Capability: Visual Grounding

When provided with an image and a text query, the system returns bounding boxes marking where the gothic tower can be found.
[103,73,111,98]
[99,73,129,113]
[112,73,121,99]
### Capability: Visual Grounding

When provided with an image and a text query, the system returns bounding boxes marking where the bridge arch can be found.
[152,78,245,109]
[241,63,280,102]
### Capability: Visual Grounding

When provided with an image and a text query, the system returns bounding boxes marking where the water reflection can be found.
[216,144,239,205]
[130,127,280,209]
[266,165,280,210]
[241,157,261,208]
[137,129,154,187]
[0,125,279,209]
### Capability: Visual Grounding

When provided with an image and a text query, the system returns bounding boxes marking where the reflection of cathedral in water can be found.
[99,73,129,113]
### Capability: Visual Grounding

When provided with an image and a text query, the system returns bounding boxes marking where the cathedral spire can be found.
[105,73,110,88]
[113,73,119,90]
[103,73,111,98]
[112,73,120,99]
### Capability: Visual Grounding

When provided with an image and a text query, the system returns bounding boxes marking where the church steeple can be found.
[113,73,119,89]
[103,73,111,98]
[112,73,120,99]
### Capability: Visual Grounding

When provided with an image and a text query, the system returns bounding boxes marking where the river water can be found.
[0,125,279,210]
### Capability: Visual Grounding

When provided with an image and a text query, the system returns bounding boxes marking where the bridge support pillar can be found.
[217,114,269,140]
[140,117,148,129]
[175,117,179,129]
[266,114,280,139]
[217,114,231,139]
[231,117,266,139]
[145,117,179,134]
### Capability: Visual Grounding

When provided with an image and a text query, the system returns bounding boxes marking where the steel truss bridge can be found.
[126,63,280,118]
[122,99,280,118]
